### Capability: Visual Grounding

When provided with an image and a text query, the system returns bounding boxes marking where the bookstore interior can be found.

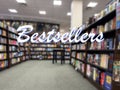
[0,0,120,90]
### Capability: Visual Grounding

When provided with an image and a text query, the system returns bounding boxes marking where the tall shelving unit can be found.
[71,4,120,89]
[0,26,8,70]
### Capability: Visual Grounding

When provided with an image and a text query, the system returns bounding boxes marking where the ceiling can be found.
[0,0,110,30]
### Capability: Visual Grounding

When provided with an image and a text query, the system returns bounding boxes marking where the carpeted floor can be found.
[0,61,97,90]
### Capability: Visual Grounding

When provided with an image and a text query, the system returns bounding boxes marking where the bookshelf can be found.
[0,26,8,71]
[70,1,120,90]
[0,20,28,70]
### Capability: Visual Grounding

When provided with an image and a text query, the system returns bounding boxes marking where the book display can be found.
[0,23,8,70]
[0,20,28,69]
[70,0,120,90]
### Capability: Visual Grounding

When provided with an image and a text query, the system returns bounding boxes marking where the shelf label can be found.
[17,25,104,43]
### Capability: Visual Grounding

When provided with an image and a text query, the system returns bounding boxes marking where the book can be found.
[104,73,112,90]
[100,72,106,86]
[100,55,109,69]
[113,61,120,82]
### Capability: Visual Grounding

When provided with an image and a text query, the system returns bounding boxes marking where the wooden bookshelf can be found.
[70,1,120,90]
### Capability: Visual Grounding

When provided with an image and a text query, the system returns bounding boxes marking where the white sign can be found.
[17,25,104,43]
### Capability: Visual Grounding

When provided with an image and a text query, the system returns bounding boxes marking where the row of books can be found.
[9,40,18,45]
[89,38,114,50]
[9,33,17,39]
[86,65,112,90]
[71,45,76,50]
[87,54,113,70]
[0,53,7,60]
[71,59,85,73]
[65,52,70,55]
[113,61,120,82]
[118,34,120,49]
[6,21,37,30]
[0,21,7,29]
[0,29,6,36]
[0,61,8,68]
[0,45,6,51]
[0,37,7,44]
[90,18,116,34]
[77,53,86,60]
[71,52,76,58]
[87,0,117,26]
[11,58,20,64]
[8,27,17,34]
[10,52,24,58]
[9,46,17,51]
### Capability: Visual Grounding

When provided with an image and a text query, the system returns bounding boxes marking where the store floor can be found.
[0,61,97,90]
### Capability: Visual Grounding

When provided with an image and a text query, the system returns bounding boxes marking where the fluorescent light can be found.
[67,12,71,16]
[16,0,26,4]
[39,11,46,15]
[8,9,18,13]
[53,0,62,6]
[87,2,98,8]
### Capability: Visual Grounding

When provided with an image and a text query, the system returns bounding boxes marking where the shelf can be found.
[0,35,7,38]
[87,62,111,73]
[71,56,76,59]
[0,59,8,61]
[0,26,7,31]
[9,51,18,52]
[31,51,53,52]
[8,30,18,36]
[8,44,18,46]
[84,9,116,32]
[75,58,86,63]
[0,67,8,71]
[86,76,104,90]
[0,43,7,45]
[87,50,114,54]
[8,37,17,41]
[77,50,86,52]
[0,51,7,53]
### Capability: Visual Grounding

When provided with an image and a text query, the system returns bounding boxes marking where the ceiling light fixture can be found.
[8,9,18,13]
[67,12,71,16]
[16,0,26,4]
[39,11,46,15]
[87,2,98,8]
[53,0,62,6]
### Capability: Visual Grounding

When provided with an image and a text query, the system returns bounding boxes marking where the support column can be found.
[71,0,83,29]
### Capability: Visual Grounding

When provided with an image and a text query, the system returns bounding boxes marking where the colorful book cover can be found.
[116,2,120,29]
[104,73,112,90]
[100,72,106,86]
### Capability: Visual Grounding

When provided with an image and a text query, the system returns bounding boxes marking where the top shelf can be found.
[84,9,116,32]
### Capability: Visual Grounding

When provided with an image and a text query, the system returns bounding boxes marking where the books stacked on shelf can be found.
[0,37,7,44]
[71,52,76,58]
[87,54,113,70]
[86,65,112,90]
[0,45,6,51]
[113,61,120,82]
[75,60,85,73]
[87,0,117,26]
[0,53,7,59]
[77,53,86,61]
[71,58,76,66]
[118,34,120,49]
[0,21,7,29]
[9,46,17,52]
[89,38,114,50]
[11,58,20,64]
[79,44,86,50]
[0,61,8,69]
[71,45,76,50]
[9,40,18,45]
